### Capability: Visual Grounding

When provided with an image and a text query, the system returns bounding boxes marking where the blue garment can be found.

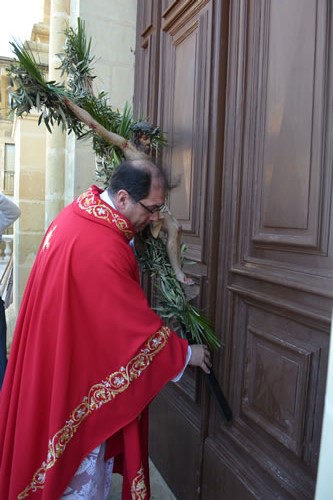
[0,194,20,387]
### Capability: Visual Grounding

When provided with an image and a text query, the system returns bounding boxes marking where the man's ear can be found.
[116,189,130,209]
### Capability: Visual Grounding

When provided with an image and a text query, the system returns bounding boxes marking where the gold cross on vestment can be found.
[42,225,57,251]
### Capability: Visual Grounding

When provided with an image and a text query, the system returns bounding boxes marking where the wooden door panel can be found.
[241,305,327,461]
[145,1,216,498]
[205,1,333,498]
[133,0,161,122]
[257,1,322,241]
[247,0,332,265]
[149,382,202,499]
[203,301,326,499]
[159,0,212,264]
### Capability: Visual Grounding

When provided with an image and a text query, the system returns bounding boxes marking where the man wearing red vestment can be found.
[0,159,211,499]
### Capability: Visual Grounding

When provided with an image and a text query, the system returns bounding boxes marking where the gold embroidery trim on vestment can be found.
[77,188,134,240]
[131,465,147,499]
[18,326,171,499]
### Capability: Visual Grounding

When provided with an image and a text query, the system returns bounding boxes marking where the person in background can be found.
[0,193,20,388]
[0,159,211,499]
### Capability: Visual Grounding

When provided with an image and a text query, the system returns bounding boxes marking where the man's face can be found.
[115,181,165,232]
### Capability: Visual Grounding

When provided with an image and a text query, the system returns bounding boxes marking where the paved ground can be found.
[109,460,176,499]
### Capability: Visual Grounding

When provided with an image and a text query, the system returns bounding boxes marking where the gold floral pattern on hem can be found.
[77,187,134,241]
[131,465,147,499]
[18,326,171,499]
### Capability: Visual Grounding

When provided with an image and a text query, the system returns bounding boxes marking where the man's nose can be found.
[150,211,160,222]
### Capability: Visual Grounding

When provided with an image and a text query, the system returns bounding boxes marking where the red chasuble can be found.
[0,186,188,499]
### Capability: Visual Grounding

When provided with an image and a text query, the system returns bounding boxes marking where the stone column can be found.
[0,70,9,120]
[45,0,69,228]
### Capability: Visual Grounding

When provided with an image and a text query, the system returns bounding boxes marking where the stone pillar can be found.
[44,0,69,228]
[13,115,46,308]
[0,70,9,120]
[44,0,51,24]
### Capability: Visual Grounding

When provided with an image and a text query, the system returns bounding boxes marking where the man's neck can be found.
[100,189,116,210]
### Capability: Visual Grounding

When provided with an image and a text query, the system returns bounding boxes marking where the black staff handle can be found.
[205,370,232,423]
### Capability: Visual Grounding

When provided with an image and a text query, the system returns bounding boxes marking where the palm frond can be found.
[8,19,221,351]
[117,102,134,138]
[7,40,84,135]
[58,18,95,97]
[9,40,46,84]
[134,231,221,350]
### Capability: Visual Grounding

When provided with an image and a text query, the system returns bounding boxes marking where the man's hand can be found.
[188,344,212,374]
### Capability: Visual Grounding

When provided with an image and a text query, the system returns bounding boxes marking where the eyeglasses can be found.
[137,200,166,214]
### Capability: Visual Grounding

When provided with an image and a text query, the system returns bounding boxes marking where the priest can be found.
[0,159,211,499]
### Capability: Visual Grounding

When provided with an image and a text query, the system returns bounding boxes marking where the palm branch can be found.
[7,19,221,350]
[135,231,221,349]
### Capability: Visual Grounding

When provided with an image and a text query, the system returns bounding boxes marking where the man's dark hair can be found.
[108,159,168,201]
